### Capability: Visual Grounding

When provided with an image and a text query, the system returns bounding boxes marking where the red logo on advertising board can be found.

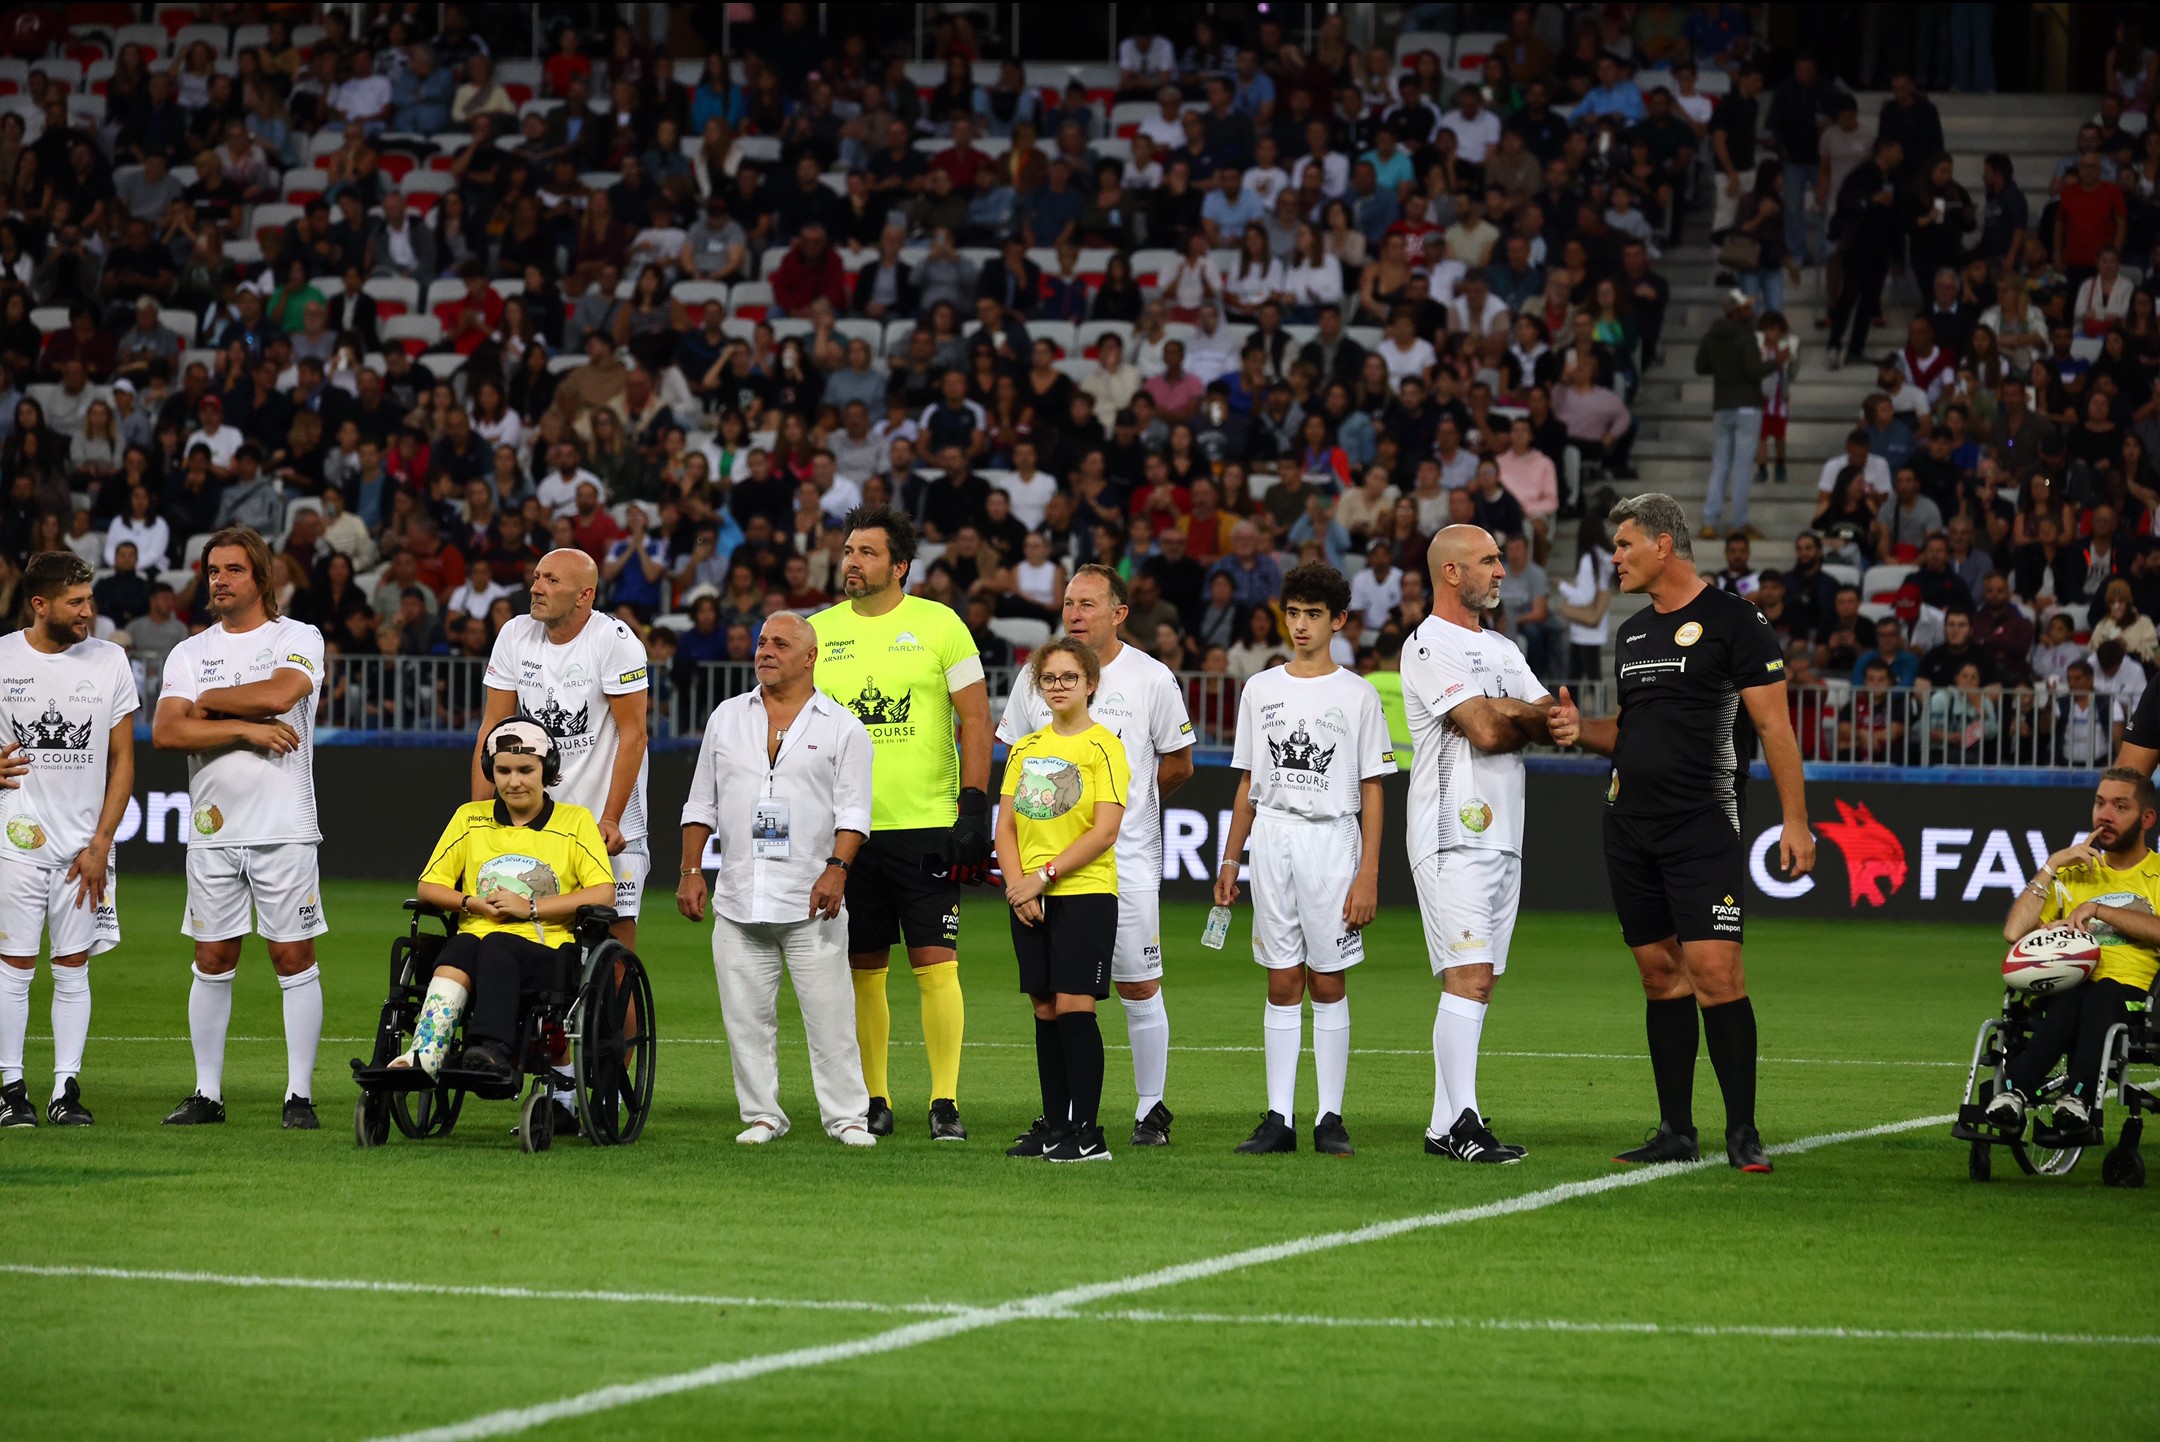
[1816,800,1908,907]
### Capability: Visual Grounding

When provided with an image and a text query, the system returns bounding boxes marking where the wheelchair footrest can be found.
[1952,1103,2019,1145]
[350,1059,437,1093]
[437,1065,519,1102]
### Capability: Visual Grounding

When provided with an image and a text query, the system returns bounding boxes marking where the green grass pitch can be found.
[1,878,2152,1441]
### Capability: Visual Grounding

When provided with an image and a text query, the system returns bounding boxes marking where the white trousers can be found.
[712,913,868,1138]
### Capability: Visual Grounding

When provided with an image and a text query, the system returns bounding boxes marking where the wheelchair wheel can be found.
[1967,1139,1991,1182]
[518,1086,554,1154]
[355,1093,390,1149]
[391,1084,467,1140]
[572,941,655,1147]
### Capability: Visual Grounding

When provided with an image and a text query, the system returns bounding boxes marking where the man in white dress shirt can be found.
[678,615,876,1146]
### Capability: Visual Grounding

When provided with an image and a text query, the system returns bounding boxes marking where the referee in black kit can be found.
[1547,494,1814,1172]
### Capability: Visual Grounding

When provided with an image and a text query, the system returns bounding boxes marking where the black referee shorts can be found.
[845,827,962,956]
[1012,892,1117,1000]
[1602,808,1748,949]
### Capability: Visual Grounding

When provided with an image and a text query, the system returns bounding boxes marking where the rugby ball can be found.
[2003,925,2100,995]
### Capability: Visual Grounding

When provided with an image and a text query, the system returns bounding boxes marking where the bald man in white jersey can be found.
[473,549,650,1133]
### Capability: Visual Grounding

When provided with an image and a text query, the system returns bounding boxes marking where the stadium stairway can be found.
[1620,89,2095,564]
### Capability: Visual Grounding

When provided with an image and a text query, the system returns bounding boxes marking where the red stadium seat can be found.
[373,299,407,320]
[156,9,198,38]
[406,192,440,215]
[378,153,414,182]
[505,83,532,106]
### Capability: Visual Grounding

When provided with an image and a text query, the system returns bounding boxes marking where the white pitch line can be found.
[64,1035,1959,1068]
[1071,1309,2160,1348]
[11,1260,2140,1353]
[362,1113,1954,1442]
[0,1264,978,1317]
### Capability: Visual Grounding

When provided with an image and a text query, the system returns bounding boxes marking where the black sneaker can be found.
[1726,1123,1772,1172]
[928,1097,968,1141]
[1006,1116,1054,1157]
[0,1080,37,1128]
[1234,1111,1297,1154]
[1430,1108,1521,1165]
[282,1095,320,1130]
[1613,1121,1700,1165]
[866,1096,894,1137]
[1045,1123,1112,1163]
[1312,1112,1354,1157]
[46,1078,92,1127]
[550,1098,581,1138]
[162,1091,226,1126]
[1983,1089,2027,1131]
[1129,1101,1173,1147]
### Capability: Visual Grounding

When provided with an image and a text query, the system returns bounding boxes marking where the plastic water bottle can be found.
[1201,905,1232,951]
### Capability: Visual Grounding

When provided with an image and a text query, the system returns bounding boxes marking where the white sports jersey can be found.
[0,632,137,869]
[996,642,1193,892]
[1230,665,1394,820]
[483,613,651,843]
[160,616,324,847]
[1401,615,1547,861]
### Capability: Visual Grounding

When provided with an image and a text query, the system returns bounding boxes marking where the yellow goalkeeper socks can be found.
[852,967,891,1100]
[916,960,964,1102]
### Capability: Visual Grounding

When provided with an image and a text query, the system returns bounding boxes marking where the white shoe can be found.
[736,1119,783,1144]
[837,1126,876,1148]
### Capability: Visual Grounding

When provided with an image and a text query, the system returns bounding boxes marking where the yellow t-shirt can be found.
[1001,721,1130,896]
[810,594,986,830]
[2040,850,2160,991]
[418,798,616,947]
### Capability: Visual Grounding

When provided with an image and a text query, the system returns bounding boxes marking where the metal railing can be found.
[300,660,2127,771]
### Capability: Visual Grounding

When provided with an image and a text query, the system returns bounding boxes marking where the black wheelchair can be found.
[349,901,656,1153]
[1950,980,2158,1186]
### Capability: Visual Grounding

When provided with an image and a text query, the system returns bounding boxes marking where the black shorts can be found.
[1603,808,1748,948]
[846,826,962,956]
[1012,892,1117,1000]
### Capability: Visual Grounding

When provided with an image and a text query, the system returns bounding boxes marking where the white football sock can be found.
[188,965,235,1102]
[1311,997,1350,1120]
[1429,1004,1454,1136]
[1263,1000,1303,1127]
[553,1062,577,1105]
[0,962,31,1086]
[50,963,90,1100]
[1121,991,1169,1120]
[278,965,323,1102]
[1436,992,1489,1124]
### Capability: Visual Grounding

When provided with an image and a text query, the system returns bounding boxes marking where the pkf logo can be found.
[1816,801,1908,908]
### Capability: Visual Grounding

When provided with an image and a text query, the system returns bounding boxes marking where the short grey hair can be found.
[1607,492,1692,560]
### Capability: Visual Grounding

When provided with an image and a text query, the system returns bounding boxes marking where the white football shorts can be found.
[1249,812,1365,974]
[1112,885,1163,983]
[1413,848,1523,976]
[611,842,649,920]
[183,843,329,943]
[0,856,120,960]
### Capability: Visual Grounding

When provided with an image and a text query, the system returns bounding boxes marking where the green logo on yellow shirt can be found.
[1014,756,1083,820]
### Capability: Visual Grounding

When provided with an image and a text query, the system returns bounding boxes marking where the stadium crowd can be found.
[0,3,2156,765]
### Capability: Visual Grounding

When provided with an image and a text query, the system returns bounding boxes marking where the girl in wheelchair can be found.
[391,719,618,1086]
[1991,767,2160,1140]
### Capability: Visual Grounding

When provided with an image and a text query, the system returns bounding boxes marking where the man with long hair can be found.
[153,527,330,1129]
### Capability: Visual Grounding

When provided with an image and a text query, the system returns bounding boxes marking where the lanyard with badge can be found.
[755,717,791,860]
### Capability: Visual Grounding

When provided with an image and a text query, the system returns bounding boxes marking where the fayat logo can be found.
[1752,797,2068,909]
[1816,801,1908,908]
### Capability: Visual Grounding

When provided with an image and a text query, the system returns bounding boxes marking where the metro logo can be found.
[1816,801,1907,908]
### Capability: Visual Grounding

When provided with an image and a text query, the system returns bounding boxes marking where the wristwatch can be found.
[825,856,850,871]
[1039,864,1057,884]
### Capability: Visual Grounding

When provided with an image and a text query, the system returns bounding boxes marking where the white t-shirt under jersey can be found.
[997,641,1193,893]
[1401,614,1548,861]
[483,612,651,845]
[1231,664,1395,821]
[160,615,325,847]
[0,632,138,869]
